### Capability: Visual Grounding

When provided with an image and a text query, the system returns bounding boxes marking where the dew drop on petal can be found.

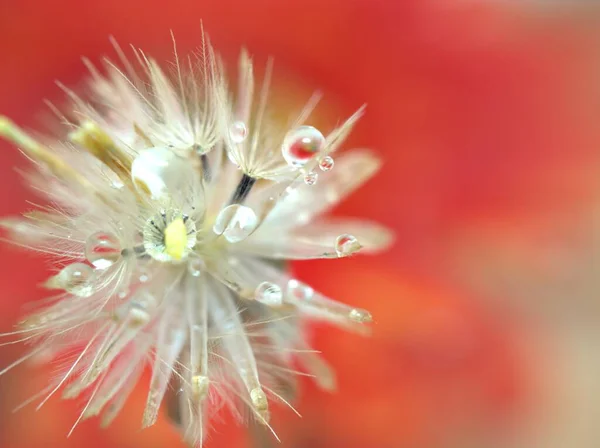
[318,156,334,171]
[304,171,318,185]
[188,257,205,277]
[348,308,372,323]
[59,263,94,297]
[213,204,258,243]
[286,279,314,302]
[131,147,193,199]
[85,231,121,269]
[229,121,248,143]
[335,234,361,257]
[281,126,325,167]
[128,303,151,327]
[255,282,283,306]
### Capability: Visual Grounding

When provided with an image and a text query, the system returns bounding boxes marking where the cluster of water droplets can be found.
[279,125,337,186]
[52,122,359,306]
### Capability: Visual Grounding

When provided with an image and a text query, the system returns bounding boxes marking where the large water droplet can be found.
[286,279,314,302]
[85,231,121,269]
[255,282,283,306]
[229,121,248,143]
[335,234,361,257]
[131,147,193,199]
[213,205,258,243]
[304,171,318,186]
[281,126,325,167]
[58,263,95,297]
[318,156,334,172]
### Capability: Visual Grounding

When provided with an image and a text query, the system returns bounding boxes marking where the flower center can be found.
[142,209,197,262]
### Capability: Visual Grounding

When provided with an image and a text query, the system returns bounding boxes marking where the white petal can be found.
[292,218,394,254]
[259,149,382,228]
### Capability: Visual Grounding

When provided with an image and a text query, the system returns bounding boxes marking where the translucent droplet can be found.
[286,279,314,302]
[348,308,372,323]
[213,205,258,243]
[138,268,149,283]
[255,282,283,306]
[58,263,95,297]
[128,303,151,327]
[304,171,318,186]
[229,121,248,143]
[318,156,334,171]
[192,375,210,400]
[250,387,268,411]
[117,288,129,299]
[101,165,125,190]
[85,231,121,269]
[131,147,194,199]
[143,209,197,262]
[281,125,325,166]
[188,257,205,277]
[335,234,361,257]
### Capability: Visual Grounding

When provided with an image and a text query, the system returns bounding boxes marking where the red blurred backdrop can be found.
[1,1,600,447]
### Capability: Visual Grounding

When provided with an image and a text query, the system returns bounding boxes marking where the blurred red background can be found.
[1,1,600,447]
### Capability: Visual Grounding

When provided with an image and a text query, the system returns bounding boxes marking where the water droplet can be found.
[58,263,95,297]
[128,303,151,326]
[281,126,325,166]
[143,209,197,262]
[118,288,129,299]
[229,121,248,143]
[286,279,314,302]
[255,282,283,306]
[85,232,121,269]
[188,257,205,277]
[138,268,149,283]
[131,147,194,199]
[213,205,258,243]
[304,171,318,185]
[192,375,210,399]
[335,234,361,257]
[250,387,268,411]
[348,308,372,323]
[318,156,334,171]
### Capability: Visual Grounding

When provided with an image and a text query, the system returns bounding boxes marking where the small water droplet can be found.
[85,231,121,269]
[304,171,318,185]
[118,289,129,299]
[213,205,258,243]
[229,121,248,143]
[192,375,210,399]
[281,126,325,167]
[335,234,361,257]
[188,257,205,277]
[286,279,314,302]
[348,308,372,323]
[318,156,334,171]
[128,303,151,326]
[58,263,95,297]
[138,268,149,283]
[250,387,268,411]
[255,282,283,306]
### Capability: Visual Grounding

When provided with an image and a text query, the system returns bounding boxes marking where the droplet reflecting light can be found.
[281,126,325,167]
[213,205,258,243]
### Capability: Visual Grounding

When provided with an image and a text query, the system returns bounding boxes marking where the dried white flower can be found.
[0,31,392,446]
